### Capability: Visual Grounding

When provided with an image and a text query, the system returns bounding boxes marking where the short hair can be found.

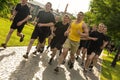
[78,11,84,16]
[64,14,70,19]
[46,2,52,7]
[98,23,104,27]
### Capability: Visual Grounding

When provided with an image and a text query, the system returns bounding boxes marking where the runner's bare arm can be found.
[81,37,98,41]
[100,40,109,49]
[64,23,71,36]
[17,15,31,26]
[10,9,17,21]
[78,22,89,37]
[37,22,54,27]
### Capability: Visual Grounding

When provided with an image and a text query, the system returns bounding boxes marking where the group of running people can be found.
[1,0,110,75]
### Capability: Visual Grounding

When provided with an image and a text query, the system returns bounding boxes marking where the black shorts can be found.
[31,26,49,43]
[50,37,64,50]
[87,47,102,56]
[87,47,94,55]
[95,49,102,56]
[47,31,51,37]
[10,21,26,33]
[78,40,89,49]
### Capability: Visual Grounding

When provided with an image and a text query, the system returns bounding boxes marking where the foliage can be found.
[101,50,120,80]
[70,14,76,20]
[85,0,120,43]
[0,0,19,17]
[84,11,97,26]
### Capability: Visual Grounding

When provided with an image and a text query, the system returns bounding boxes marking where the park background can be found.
[0,0,120,80]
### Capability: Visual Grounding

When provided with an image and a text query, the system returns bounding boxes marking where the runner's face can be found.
[63,16,70,23]
[77,12,84,20]
[98,24,104,32]
[45,3,51,11]
[103,27,107,33]
[21,0,27,4]
[92,26,97,31]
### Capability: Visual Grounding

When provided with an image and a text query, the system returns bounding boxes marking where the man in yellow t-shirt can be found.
[54,12,89,72]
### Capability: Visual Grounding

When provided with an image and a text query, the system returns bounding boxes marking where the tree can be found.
[86,0,120,43]
[0,0,19,17]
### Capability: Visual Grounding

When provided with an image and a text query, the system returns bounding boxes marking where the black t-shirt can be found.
[103,34,111,42]
[37,10,55,24]
[89,31,105,49]
[50,22,69,49]
[54,22,69,37]
[13,3,30,23]
[36,10,55,34]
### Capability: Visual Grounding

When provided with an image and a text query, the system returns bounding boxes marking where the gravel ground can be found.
[0,46,101,80]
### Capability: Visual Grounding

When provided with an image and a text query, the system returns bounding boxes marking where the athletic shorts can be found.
[10,21,26,33]
[50,37,65,50]
[63,38,79,55]
[31,27,49,43]
[87,47,102,56]
[50,40,62,50]
[95,49,102,56]
[78,40,89,49]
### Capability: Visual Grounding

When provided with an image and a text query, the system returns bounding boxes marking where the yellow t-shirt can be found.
[68,20,84,42]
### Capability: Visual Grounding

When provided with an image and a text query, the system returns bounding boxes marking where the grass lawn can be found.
[0,17,38,47]
[100,50,120,80]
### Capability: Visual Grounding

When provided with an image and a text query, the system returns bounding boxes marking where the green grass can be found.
[100,50,120,80]
[0,17,38,47]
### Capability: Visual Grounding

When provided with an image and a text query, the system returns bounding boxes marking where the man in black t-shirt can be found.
[76,26,97,65]
[84,23,109,72]
[89,26,110,71]
[48,14,70,65]
[23,2,55,59]
[1,0,30,48]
